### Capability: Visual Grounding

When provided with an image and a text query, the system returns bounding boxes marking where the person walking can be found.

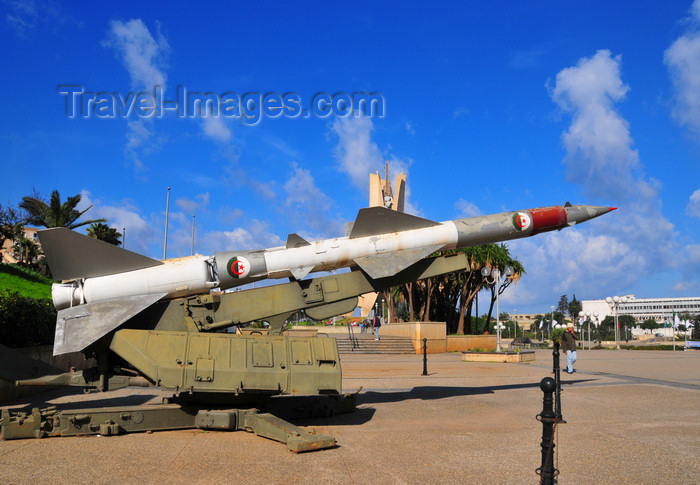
[373,314,381,340]
[562,322,578,374]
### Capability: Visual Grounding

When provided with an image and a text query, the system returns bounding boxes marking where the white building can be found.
[582,295,700,324]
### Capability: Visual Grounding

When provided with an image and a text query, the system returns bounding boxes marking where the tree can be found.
[19,190,106,229]
[0,204,22,248]
[640,319,658,332]
[87,223,122,246]
[557,294,569,316]
[482,244,525,334]
[568,294,581,319]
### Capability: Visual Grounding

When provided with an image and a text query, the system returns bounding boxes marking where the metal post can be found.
[422,338,428,376]
[122,227,126,249]
[536,377,559,484]
[191,214,195,256]
[588,319,591,350]
[496,269,502,353]
[163,187,171,260]
[552,341,564,422]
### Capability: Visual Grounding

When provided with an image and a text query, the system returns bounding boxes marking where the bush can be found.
[0,290,56,347]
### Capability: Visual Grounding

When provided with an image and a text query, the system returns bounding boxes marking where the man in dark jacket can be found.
[561,323,578,374]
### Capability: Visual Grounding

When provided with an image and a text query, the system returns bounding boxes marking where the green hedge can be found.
[0,290,56,347]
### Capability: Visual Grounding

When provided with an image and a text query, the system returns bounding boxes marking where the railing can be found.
[340,316,360,350]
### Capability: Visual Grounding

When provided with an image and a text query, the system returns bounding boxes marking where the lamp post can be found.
[606,296,628,350]
[481,265,514,353]
[550,305,555,342]
[581,311,599,350]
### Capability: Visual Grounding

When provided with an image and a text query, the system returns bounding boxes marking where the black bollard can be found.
[552,341,564,422]
[422,338,428,376]
[536,377,559,484]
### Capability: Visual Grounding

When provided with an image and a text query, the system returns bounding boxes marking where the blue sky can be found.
[2,1,700,314]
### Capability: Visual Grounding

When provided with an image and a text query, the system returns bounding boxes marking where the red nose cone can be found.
[609,207,618,212]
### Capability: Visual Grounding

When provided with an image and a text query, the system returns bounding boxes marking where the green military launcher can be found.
[1,250,472,451]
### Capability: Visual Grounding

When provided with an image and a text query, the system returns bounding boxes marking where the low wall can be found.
[447,335,497,352]
[0,346,94,403]
[378,322,446,354]
[462,351,536,363]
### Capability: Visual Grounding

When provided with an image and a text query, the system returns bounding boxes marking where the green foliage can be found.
[0,290,56,347]
[568,295,581,319]
[87,222,122,246]
[557,295,569,316]
[0,264,53,300]
[619,345,683,351]
[20,190,106,229]
[551,328,566,343]
[0,203,22,248]
[641,319,659,331]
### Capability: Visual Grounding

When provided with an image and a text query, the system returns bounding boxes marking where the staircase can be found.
[334,335,416,354]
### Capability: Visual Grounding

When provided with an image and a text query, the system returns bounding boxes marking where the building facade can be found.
[582,295,700,324]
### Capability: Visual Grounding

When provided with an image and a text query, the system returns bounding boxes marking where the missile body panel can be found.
[38,202,616,353]
[214,204,615,289]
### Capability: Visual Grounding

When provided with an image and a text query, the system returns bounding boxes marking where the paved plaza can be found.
[1,349,699,484]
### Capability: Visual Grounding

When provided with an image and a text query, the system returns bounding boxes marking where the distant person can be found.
[373,315,381,340]
[562,323,578,374]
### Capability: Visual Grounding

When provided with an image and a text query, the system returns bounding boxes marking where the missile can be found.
[40,203,615,312]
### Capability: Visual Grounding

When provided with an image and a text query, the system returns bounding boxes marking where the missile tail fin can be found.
[349,207,440,239]
[38,227,162,281]
[286,233,311,249]
[53,292,166,355]
[354,245,442,279]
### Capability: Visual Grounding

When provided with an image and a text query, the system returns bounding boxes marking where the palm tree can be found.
[86,222,122,246]
[20,190,106,229]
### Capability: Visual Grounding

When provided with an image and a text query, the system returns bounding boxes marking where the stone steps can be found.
[333,335,416,354]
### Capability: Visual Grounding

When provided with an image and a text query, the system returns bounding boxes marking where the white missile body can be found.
[41,204,616,312]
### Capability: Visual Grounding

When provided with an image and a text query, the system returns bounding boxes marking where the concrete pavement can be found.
[1,349,699,484]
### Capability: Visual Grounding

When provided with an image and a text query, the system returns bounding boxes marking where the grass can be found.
[0,264,53,300]
[619,344,689,351]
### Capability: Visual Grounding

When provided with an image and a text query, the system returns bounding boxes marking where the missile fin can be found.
[53,292,166,356]
[305,297,359,321]
[286,233,311,249]
[290,265,314,280]
[38,227,162,281]
[354,245,443,279]
[349,207,440,239]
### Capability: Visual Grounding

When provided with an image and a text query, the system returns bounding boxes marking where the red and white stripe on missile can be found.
[41,203,615,311]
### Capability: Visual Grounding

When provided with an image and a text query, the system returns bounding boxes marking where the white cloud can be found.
[78,190,159,255]
[330,117,420,215]
[283,162,340,236]
[204,220,284,252]
[331,116,383,190]
[202,114,232,143]
[550,50,657,202]
[455,199,481,218]
[104,19,168,91]
[687,189,700,218]
[504,50,682,309]
[104,19,169,170]
[176,192,210,215]
[665,1,700,135]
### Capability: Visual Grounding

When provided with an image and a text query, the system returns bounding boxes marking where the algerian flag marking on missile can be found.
[512,212,531,232]
[227,256,251,278]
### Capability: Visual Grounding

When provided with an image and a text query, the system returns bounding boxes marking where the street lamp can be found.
[606,296,629,350]
[481,265,514,353]
[581,311,600,350]
[550,305,555,342]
